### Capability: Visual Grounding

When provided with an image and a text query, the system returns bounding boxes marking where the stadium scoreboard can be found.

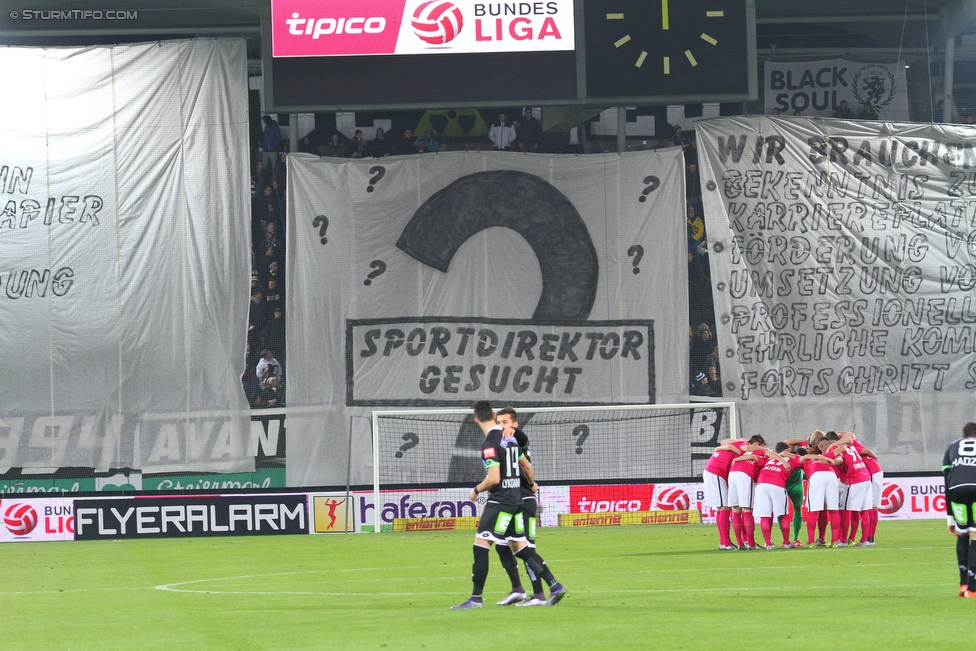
[262,0,757,111]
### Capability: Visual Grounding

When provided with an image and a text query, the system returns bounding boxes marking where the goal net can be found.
[370,403,736,524]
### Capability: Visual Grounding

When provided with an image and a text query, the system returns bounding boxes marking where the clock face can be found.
[584,0,751,100]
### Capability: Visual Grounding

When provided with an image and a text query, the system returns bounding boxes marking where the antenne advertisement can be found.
[271,0,576,57]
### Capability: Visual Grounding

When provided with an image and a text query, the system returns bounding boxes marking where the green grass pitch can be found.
[0,520,968,650]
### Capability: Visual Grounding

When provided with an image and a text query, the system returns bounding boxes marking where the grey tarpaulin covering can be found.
[286,151,689,487]
[697,116,976,471]
[0,39,253,473]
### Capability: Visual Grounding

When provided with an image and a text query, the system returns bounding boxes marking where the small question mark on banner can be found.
[627,245,644,274]
[367,166,387,193]
[364,260,387,286]
[572,424,590,454]
[396,432,419,458]
[312,215,329,244]
[638,175,660,203]
[637,176,661,203]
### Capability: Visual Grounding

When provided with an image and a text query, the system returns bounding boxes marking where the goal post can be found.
[370,402,737,532]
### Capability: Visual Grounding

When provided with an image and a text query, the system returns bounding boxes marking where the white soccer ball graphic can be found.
[655,487,690,511]
[411,1,464,45]
[4,503,39,536]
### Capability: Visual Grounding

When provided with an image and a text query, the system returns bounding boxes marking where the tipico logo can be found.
[4,503,39,535]
[411,1,463,44]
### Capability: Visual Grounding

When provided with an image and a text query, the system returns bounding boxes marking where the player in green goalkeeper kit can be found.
[785,443,806,547]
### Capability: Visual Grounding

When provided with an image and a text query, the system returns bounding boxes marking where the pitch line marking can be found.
[154,571,942,597]
[0,586,152,596]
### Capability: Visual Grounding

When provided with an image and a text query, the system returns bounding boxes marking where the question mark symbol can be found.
[572,424,589,454]
[367,166,387,193]
[627,245,644,275]
[364,260,387,286]
[638,175,660,203]
[312,215,329,244]
[396,432,419,458]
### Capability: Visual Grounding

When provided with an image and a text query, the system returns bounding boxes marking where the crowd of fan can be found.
[677,126,721,398]
[243,116,287,407]
[296,109,545,157]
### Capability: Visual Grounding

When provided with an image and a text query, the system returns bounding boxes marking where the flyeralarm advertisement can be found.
[271,0,576,57]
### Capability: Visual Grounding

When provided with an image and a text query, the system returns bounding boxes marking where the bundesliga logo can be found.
[655,487,690,511]
[412,1,464,44]
[4,503,39,536]
[879,483,904,515]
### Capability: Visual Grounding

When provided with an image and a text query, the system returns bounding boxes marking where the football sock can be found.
[743,511,756,547]
[495,544,523,592]
[791,504,803,540]
[779,514,791,544]
[731,510,744,547]
[868,508,879,540]
[515,547,558,588]
[716,509,732,547]
[805,511,817,544]
[828,510,842,543]
[849,511,861,542]
[523,559,544,596]
[472,545,490,597]
[957,535,970,586]
[760,517,773,546]
[818,511,828,540]
[967,536,976,593]
[839,510,851,542]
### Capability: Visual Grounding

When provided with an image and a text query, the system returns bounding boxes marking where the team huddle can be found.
[703,430,884,549]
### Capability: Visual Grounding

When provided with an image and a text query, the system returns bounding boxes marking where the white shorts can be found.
[837,480,850,510]
[847,481,873,512]
[806,472,839,511]
[753,483,788,519]
[871,471,884,508]
[703,470,729,509]
[728,471,755,508]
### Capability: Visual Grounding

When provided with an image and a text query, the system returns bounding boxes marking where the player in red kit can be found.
[703,438,749,550]
[729,435,768,549]
[828,435,873,545]
[803,439,844,547]
[838,432,883,545]
[738,443,801,549]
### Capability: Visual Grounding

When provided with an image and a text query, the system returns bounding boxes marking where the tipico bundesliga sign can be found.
[271,0,575,57]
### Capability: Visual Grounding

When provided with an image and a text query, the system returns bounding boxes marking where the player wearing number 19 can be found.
[495,407,548,607]
[452,401,568,610]
[943,422,976,597]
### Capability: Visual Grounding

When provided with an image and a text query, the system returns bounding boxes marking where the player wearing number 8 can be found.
[943,422,976,597]
[452,401,568,610]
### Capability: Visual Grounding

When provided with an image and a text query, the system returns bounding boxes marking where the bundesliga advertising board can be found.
[266,1,578,107]
[271,0,575,57]
[0,498,75,542]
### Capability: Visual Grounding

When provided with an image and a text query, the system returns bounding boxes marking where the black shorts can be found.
[520,496,538,546]
[949,486,976,534]
[477,502,526,545]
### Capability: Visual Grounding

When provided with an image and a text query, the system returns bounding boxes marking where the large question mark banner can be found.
[0,40,253,474]
[286,150,688,486]
[696,116,976,472]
